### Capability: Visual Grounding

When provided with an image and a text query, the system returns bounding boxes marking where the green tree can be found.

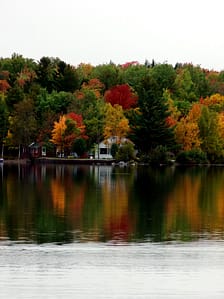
[199,106,224,162]
[6,85,25,111]
[115,142,135,161]
[91,63,120,91]
[0,53,37,85]
[174,68,197,103]
[76,63,93,86]
[72,138,87,157]
[36,56,59,92]
[119,63,150,92]
[150,63,176,92]
[0,94,8,157]
[110,143,119,158]
[68,90,106,149]
[36,89,75,115]
[37,110,58,145]
[55,60,79,92]
[9,98,37,157]
[186,64,210,98]
[131,77,176,154]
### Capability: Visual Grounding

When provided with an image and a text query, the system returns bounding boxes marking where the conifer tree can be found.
[131,77,176,154]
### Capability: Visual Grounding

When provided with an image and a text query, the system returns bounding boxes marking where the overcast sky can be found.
[1,0,224,70]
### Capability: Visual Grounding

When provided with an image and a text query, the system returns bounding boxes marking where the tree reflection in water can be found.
[1,164,224,244]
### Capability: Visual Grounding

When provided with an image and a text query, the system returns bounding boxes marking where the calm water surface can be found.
[0,163,224,298]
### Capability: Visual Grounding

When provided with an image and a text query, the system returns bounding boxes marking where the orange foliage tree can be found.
[81,78,105,98]
[51,115,66,155]
[51,112,86,155]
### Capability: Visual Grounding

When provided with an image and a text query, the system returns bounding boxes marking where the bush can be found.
[110,143,119,158]
[176,149,208,164]
[206,151,224,164]
[115,142,135,162]
[148,145,172,165]
[72,138,86,157]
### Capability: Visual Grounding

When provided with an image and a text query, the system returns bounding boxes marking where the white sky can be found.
[1,0,224,70]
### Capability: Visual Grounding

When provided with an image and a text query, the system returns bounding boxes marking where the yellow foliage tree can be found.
[218,112,224,140]
[163,90,181,127]
[201,93,224,111]
[104,103,130,143]
[175,103,202,151]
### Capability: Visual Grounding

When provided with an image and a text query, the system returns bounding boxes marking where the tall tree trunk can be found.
[18,144,21,159]
[1,143,3,158]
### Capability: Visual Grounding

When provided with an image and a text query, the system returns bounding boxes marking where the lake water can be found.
[1,163,224,298]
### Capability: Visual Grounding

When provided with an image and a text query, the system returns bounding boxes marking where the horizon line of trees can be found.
[1,53,224,163]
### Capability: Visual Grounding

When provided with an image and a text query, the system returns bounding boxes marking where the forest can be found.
[1,53,224,164]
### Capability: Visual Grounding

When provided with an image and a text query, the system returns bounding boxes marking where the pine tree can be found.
[131,77,176,154]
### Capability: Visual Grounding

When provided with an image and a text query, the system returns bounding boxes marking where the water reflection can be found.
[1,164,224,244]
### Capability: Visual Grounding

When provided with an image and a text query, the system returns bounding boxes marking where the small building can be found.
[94,141,113,159]
[29,142,46,158]
[94,137,129,159]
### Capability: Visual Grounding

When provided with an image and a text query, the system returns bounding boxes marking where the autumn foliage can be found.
[175,104,202,151]
[104,103,130,143]
[2,53,224,163]
[51,112,86,154]
[104,84,138,110]
[0,80,10,93]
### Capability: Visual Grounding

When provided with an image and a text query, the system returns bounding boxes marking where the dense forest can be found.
[1,53,224,164]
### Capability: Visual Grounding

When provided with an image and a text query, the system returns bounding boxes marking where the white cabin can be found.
[94,137,128,159]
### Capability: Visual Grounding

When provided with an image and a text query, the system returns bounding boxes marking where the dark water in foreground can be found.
[1,164,224,298]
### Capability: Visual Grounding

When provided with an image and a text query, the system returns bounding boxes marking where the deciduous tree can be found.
[104,84,138,110]
[104,103,130,143]
[51,115,67,155]
[9,98,37,157]
[199,106,224,161]
[175,103,202,151]
[81,78,104,98]
[51,113,86,155]
[91,63,120,91]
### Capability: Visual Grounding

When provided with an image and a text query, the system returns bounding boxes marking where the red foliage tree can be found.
[0,80,10,93]
[104,84,138,110]
[121,61,139,68]
[66,112,87,138]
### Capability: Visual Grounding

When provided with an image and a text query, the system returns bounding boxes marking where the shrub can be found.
[110,143,119,158]
[176,149,208,164]
[115,142,135,162]
[148,145,171,165]
[72,138,86,157]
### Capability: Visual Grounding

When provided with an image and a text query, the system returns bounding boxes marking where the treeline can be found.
[1,53,224,163]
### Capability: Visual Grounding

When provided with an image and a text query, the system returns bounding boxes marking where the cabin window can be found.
[100,148,108,155]
[42,146,46,156]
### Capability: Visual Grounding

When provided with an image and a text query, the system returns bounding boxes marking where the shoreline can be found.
[2,157,224,167]
[2,157,116,165]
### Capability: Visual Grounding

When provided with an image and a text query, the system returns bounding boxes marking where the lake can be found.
[0,163,224,298]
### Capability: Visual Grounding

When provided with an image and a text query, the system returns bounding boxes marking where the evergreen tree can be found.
[131,77,176,154]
